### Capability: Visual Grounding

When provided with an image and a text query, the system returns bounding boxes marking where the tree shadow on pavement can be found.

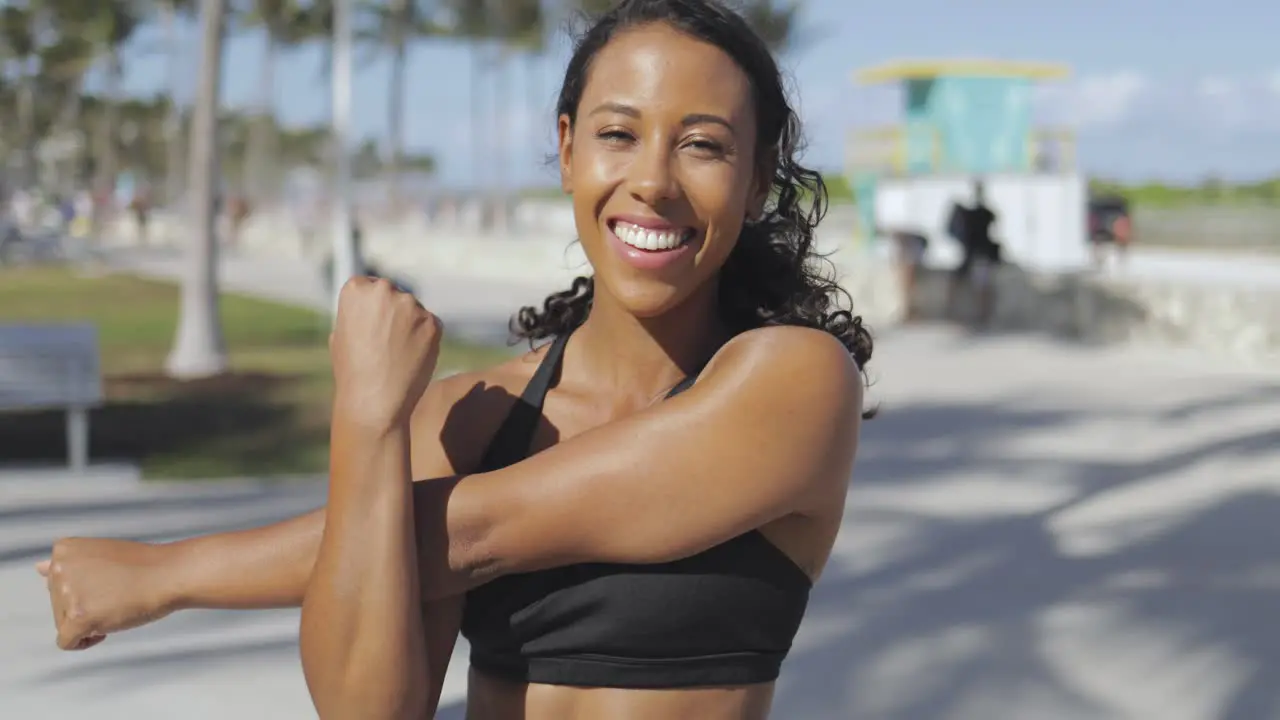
[774,392,1280,720]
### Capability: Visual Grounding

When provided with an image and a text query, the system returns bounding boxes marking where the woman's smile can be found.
[605,215,702,271]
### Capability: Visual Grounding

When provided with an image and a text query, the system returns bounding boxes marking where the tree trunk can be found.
[54,78,84,195]
[162,2,185,207]
[97,49,123,195]
[526,50,541,178]
[387,36,407,214]
[17,69,36,186]
[166,0,228,379]
[470,43,485,211]
[242,31,276,199]
[491,49,507,233]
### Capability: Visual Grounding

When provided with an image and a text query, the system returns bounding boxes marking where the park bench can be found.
[0,324,102,472]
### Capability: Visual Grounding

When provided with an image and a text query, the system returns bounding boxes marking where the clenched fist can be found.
[330,276,442,429]
[37,538,175,651]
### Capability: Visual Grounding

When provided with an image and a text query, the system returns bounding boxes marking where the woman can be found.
[38,2,872,718]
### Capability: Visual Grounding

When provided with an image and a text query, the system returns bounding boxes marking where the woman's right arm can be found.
[169,508,323,609]
[38,509,323,650]
[39,371,488,648]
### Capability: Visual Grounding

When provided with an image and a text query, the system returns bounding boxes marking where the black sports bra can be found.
[460,333,813,689]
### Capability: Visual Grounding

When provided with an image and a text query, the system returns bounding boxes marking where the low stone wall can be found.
[1132,206,1280,253]
[895,265,1280,366]
[105,212,1279,367]
[1089,278,1280,364]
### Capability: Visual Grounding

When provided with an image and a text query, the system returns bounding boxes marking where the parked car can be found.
[1088,195,1132,245]
[1087,194,1132,266]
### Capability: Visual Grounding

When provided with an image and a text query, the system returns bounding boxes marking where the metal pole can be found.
[330,0,360,316]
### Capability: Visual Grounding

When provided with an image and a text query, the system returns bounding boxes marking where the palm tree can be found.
[495,0,545,207]
[363,0,447,212]
[156,0,197,206]
[238,0,312,199]
[166,0,229,379]
[0,3,38,185]
[54,0,144,198]
[442,0,542,230]
[482,0,542,229]
[573,0,615,17]
[737,0,804,53]
[444,0,498,200]
[573,1,806,53]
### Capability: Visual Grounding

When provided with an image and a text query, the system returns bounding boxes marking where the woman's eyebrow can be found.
[588,101,735,131]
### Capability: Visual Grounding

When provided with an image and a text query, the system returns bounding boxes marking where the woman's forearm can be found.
[141,474,465,616]
[162,510,324,611]
[300,417,428,719]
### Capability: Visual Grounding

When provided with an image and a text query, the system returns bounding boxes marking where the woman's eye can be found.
[598,129,634,145]
[686,139,726,156]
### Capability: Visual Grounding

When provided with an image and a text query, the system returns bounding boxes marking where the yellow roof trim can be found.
[854,59,1070,84]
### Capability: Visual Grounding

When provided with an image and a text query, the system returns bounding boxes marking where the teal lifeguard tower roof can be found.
[846,57,1073,177]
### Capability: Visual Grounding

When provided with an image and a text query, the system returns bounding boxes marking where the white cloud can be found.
[1035,71,1149,129]
[1196,76,1238,99]
[1194,76,1252,130]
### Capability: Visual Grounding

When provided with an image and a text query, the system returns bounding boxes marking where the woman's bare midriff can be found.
[464,670,776,720]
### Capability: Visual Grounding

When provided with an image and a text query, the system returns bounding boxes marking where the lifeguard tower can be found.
[846,59,1089,271]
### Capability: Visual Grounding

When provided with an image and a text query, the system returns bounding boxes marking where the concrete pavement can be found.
[2,324,1279,719]
[101,246,574,346]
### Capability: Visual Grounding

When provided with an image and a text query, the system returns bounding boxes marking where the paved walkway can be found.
[2,322,1278,719]
[101,247,571,346]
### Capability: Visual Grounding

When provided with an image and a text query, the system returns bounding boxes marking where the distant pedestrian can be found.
[945,179,1002,328]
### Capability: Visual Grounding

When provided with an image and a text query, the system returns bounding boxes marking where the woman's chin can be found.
[602,279,689,320]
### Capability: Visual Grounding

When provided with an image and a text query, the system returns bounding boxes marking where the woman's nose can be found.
[627,147,680,206]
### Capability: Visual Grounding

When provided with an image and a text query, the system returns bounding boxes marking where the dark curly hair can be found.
[510,0,874,389]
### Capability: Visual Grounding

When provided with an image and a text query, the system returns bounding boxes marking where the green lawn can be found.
[0,268,515,479]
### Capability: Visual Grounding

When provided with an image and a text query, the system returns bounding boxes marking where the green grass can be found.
[0,268,516,479]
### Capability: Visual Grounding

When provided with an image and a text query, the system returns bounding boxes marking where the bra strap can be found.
[523,333,569,408]
[665,373,698,398]
[477,333,570,471]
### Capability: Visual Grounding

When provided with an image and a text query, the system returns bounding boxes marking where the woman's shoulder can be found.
[409,344,552,473]
[704,325,862,385]
[674,325,864,427]
[433,344,548,400]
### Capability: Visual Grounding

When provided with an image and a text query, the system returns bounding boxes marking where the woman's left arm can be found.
[299,277,440,720]
[418,326,864,598]
[301,421,426,719]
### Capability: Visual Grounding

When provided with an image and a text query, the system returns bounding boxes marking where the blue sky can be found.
[111,0,1279,188]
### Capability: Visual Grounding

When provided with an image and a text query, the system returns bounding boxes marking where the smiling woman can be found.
[38,2,873,719]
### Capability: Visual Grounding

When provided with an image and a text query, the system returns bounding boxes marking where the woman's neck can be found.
[570,280,729,402]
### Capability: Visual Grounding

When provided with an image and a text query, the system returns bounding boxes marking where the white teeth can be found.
[615,221,687,251]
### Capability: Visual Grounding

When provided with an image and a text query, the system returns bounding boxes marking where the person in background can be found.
[224,194,251,248]
[882,226,928,322]
[945,179,1001,328]
[129,185,152,246]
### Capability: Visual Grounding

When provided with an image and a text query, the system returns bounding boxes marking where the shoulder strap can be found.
[477,333,569,472]
[665,373,698,398]
[664,346,717,399]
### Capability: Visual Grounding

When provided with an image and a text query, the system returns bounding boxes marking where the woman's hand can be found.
[37,538,177,650]
[329,276,442,432]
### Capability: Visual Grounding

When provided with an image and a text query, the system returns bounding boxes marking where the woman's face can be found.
[558,22,769,318]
